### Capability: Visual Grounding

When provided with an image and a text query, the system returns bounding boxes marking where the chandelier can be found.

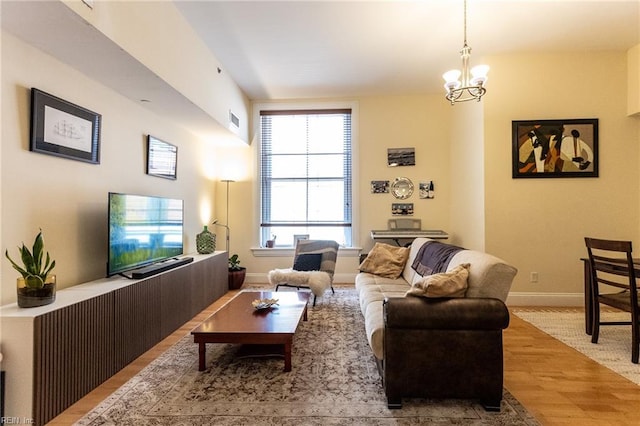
[442,0,489,104]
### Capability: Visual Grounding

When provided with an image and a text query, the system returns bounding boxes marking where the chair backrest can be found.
[294,240,339,279]
[584,237,638,302]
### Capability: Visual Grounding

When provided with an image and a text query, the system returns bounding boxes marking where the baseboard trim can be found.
[506,292,584,307]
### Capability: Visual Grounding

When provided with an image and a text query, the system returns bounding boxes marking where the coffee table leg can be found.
[303,304,308,321]
[284,341,292,372]
[198,342,206,371]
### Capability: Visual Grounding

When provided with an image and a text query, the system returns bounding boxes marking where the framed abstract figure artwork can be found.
[512,118,598,178]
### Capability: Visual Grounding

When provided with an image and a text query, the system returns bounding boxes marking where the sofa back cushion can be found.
[448,250,517,302]
[401,238,432,284]
[402,238,517,303]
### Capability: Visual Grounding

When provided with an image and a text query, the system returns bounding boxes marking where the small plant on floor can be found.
[229,254,242,271]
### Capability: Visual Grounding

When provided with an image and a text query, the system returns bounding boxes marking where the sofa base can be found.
[482,401,502,412]
[382,297,509,412]
[386,398,501,411]
[387,399,402,409]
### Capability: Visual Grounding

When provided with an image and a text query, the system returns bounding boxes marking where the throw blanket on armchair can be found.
[411,241,463,276]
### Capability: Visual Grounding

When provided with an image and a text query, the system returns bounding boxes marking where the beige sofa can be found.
[355,237,517,409]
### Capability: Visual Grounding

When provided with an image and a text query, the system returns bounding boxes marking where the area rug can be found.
[76,288,539,425]
[513,309,640,385]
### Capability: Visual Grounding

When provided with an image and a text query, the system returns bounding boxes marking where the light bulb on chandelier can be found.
[443,0,489,105]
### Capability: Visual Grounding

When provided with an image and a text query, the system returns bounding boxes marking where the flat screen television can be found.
[107,192,184,277]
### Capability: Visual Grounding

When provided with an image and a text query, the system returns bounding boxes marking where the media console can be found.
[0,252,227,426]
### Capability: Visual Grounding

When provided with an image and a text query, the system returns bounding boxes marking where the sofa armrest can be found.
[383,296,509,330]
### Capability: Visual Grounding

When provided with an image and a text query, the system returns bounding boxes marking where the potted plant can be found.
[228,253,246,290]
[5,230,57,308]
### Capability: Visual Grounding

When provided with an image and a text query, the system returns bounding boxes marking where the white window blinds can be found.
[260,109,352,247]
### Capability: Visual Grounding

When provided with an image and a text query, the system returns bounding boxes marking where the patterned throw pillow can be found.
[359,242,410,279]
[406,263,470,298]
[293,253,323,271]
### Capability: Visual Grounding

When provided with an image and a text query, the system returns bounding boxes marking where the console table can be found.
[370,230,449,246]
[0,252,227,426]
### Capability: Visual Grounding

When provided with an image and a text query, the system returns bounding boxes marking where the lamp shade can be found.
[470,64,490,85]
[443,69,462,90]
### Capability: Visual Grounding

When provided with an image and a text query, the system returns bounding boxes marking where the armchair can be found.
[268,240,339,306]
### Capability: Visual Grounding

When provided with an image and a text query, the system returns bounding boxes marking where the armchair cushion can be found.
[268,269,331,296]
[406,263,470,298]
[293,253,323,271]
[359,243,409,279]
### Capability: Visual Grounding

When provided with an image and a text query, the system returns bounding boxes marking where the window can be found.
[260,109,352,247]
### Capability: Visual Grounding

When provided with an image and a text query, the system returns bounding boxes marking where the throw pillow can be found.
[406,263,470,298]
[293,253,323,271]
[359,242,410,279]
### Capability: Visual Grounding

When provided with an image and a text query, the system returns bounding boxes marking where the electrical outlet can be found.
[530,272,539,283]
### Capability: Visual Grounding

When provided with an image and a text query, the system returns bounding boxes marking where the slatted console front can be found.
[0,252,227,426]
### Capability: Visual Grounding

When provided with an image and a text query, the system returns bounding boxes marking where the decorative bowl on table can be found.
[252,298,279,310]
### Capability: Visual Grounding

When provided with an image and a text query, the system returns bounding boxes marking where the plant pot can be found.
[228,267,246,290]
[17,274,56,308]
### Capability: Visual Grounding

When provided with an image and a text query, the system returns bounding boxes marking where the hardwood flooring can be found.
[48,288,640,425]
[504,308,640,426]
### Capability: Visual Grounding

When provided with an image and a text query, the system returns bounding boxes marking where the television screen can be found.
[107,192,184,277]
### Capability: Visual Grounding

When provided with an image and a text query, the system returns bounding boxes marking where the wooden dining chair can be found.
[584,237,640,363]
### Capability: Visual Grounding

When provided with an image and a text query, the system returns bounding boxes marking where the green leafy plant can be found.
[228,254,243,271]
[5,230,56,289]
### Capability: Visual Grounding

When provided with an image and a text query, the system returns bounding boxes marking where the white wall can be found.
[3,6,638,306]
[63,0,250,144]
[357,94,452,252]
[242,95,454,281]
[0,32,219,305]
[243,51,640,303]
[449,101,485,250]
[628,44,640,116]
[484,51,640,303]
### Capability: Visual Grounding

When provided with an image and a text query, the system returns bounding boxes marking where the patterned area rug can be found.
[513,309,640,385]
[76,288,538,425]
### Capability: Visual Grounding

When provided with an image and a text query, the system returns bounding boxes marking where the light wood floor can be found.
[48,287,640,425]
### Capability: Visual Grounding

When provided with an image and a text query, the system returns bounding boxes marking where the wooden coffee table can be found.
[191,291,310,372]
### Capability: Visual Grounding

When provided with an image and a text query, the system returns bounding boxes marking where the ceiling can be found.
[174,0,640,100]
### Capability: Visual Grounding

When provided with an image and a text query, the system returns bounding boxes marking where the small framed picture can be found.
[392,203,414,215]
[293,234,309,246]
[371,180,389,193]
[387,147,415,167]
[146,135,177,180]
[30,88,101,164]
[419,181,435,199]
[512,118,598,178]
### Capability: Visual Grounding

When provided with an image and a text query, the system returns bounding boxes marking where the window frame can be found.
[254,102,359,249]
